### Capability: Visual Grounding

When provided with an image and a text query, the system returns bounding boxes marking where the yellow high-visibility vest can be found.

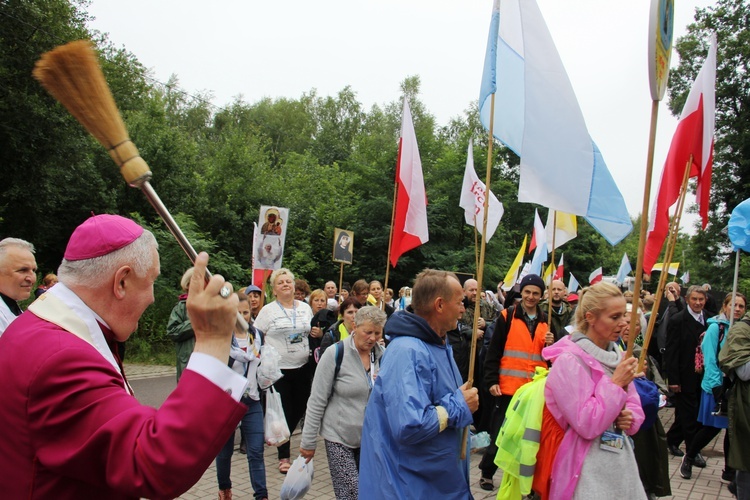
[494,366,548,499]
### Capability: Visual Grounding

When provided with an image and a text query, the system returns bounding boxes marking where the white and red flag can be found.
[528,209,547,275]
[554,253,564,280]
[459,139,504,242]
[644,35,716,274]
[390,98,429,267]
[529,208,545,254]
[589,267,603,285]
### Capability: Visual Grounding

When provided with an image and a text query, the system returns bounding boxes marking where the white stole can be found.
[28,283,131,393]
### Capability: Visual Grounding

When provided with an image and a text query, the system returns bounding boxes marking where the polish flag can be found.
[589,267,603,285]
[529,208,545,253]
[644,35,716,274]
[390,98,429,267]
[554,253,564,280]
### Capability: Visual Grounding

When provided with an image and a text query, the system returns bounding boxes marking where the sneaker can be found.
[680,455,693,479]
[694,453,707,468]
[479,477,494,491]
[728,480,737,496]
[668,444,685,457]
[722,469,736,482]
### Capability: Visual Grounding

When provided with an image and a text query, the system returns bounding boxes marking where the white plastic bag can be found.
[257,344,283,390]
[264,386,290,446]
[280,456,314,500]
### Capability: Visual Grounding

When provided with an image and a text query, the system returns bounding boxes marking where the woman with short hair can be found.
[253,268,313,474]
[300,306,387,499]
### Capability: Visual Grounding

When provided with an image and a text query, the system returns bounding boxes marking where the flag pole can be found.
[626,99,660,358]
[474,214,480,273]
[638,156,692,371]
[383,170,399,312]
[338,262,344,305]
[547,210,557,335]
[461,93,497,459]
[730,249,740,329]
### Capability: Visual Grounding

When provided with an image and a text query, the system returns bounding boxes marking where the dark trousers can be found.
[273,364,312,460]
[687,426,729,466]
[479,394,512,478]
[737,471,750,500]
[667,391,701,450]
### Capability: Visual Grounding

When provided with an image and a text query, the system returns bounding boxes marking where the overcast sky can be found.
[87,0,716,233]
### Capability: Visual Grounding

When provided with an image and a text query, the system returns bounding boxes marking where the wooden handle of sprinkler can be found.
[32,42,247,333]
[140,183,248,333]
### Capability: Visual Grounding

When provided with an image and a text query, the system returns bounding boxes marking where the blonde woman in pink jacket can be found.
[543,282,646,499]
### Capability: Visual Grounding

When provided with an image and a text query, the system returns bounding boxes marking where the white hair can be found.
[58,230,158,288]
[355,306,387,328]
[0,238,35,258]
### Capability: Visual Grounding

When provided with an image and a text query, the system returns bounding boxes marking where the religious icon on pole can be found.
[254,206,289,270]
[333,228,353,264]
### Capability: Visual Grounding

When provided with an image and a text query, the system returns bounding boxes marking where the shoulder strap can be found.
[504,306,515,337]
[716,323,726,355]
[328,340,345,400]
[334,340,344,379]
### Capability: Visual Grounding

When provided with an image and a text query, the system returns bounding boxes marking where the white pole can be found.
[730,250,740,328]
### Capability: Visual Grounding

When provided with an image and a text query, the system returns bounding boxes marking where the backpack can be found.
[695,322,725,374]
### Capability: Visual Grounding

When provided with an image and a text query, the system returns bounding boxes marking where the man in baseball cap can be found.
[478,273,550,490]
[0,214,248,498]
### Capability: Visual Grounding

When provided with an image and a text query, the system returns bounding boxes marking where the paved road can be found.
[126,364,736,499]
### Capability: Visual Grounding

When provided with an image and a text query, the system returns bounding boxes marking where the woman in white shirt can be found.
[253,268,313,474]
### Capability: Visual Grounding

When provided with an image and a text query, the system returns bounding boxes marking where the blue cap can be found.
[245,285,262,294]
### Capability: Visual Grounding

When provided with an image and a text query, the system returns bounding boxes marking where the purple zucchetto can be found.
[63,214,144,261]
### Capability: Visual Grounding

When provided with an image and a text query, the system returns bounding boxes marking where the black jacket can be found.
[664,308,707,393]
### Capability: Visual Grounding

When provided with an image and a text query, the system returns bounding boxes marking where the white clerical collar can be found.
[46,283,121,377]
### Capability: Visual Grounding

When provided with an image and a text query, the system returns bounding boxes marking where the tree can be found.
[668,0,750,289]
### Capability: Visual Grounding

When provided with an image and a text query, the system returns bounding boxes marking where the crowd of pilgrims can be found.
[162,265,748,500]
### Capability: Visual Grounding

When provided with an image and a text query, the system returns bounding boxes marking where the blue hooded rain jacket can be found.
[358,310,474,499]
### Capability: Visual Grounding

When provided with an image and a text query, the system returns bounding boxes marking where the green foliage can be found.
[668,0,750,289]
[9,0,749,362]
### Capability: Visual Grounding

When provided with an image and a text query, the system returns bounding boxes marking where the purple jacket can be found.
[542,336,644,499]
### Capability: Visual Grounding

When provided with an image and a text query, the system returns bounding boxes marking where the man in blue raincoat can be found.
[359,269,479,499]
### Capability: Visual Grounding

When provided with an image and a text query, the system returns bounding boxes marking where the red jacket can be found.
[0,311,246,499]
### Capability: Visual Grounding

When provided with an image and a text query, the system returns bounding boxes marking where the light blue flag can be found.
[568,273,580,293]
[616,253,632,285]
[728,198,750,252]
[479,0,632,245]
[528,241,547,276]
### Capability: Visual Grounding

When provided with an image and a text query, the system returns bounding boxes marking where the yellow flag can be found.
[652,262,680,275]
[545,211,577,250]
[503,235,528,286]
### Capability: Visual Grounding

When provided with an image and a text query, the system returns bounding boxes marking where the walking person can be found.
[253,268,314,474]
[681,293,746,480]
[300,306,386,499]
[215,293,268,500]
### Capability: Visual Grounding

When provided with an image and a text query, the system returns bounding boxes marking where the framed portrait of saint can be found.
[333,228,353,264]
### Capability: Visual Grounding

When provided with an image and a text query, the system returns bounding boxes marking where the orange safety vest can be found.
[498,308,548,395]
